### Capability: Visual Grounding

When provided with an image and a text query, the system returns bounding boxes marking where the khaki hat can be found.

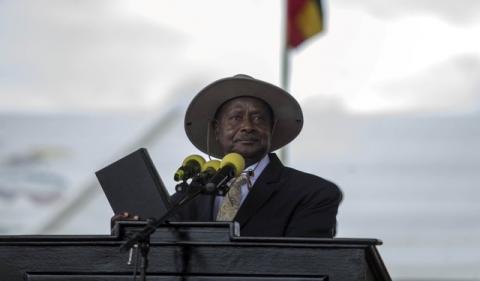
[184,74,303,159]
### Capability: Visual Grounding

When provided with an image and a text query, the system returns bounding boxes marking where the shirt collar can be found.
[244,154,270,186]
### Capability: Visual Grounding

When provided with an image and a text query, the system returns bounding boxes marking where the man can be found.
[173,74,342,238]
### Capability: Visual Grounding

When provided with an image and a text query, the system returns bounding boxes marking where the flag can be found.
[287,0,324,48]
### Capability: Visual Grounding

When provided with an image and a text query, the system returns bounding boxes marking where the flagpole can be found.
[279,0,290,164]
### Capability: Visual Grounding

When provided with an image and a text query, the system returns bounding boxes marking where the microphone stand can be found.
[120,185,209,280]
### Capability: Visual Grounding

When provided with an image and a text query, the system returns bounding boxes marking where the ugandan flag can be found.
[287,0,324,48]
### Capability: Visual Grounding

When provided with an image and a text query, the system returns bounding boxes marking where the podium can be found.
[0,222,391,280]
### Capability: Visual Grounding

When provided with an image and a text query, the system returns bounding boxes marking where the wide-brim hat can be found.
[184,74,303,159]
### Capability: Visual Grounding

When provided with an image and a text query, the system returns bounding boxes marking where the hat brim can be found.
[184,76,303,159]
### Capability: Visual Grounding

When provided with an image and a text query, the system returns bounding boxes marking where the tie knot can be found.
[239,170,254,189]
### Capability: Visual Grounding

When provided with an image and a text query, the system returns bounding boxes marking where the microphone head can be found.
[221,153,245,177]
[202,159,221,172]
[174,154,206,181]
[182,154,206,166]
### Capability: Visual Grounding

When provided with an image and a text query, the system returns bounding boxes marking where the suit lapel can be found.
[234,153,284,227]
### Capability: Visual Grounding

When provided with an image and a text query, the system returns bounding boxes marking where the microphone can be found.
[205,153,245,193]
[174,155,205,181]
[189,159,221,190]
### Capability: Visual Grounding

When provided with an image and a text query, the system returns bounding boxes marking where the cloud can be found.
[376,54,480,113]
[0,0,186,112]
[337,0,480,25]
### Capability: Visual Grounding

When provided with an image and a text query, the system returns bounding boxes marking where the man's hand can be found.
[110,212,141,228]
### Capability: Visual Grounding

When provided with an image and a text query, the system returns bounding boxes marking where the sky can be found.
[1,0,479,114]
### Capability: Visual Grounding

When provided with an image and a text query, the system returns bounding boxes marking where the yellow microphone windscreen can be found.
[202,159,221,171]
[221,153,245,177]
[182,154,206,166]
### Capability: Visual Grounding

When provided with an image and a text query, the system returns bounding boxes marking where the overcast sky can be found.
[1,0,479,114]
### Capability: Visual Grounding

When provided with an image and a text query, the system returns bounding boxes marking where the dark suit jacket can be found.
[172,153,342,238]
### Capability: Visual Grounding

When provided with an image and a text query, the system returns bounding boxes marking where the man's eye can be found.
[253,115,265,121]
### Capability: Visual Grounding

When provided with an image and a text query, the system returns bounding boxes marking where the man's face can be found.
[214,97,273,165]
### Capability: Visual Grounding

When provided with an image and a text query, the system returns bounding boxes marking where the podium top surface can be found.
[0,221,383,247]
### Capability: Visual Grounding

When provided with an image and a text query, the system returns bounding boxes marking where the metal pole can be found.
[279,0,290,164]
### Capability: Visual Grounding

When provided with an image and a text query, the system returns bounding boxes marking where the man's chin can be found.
[231,146,268,163]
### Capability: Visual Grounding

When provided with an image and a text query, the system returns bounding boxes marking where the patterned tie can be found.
[216,175,248,221]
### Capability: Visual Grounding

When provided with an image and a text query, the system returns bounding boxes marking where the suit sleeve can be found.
[284,181,343,238]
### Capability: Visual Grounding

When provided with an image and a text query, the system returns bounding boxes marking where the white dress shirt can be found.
[213,154,271,218]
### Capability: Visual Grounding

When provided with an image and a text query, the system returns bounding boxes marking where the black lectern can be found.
[0,222,391,280]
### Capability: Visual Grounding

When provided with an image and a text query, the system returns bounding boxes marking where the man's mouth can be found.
[234,138,259,144]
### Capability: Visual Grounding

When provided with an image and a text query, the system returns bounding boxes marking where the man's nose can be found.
[240,116,254,131]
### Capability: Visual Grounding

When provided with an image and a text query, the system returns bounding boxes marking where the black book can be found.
[96,148,171,220]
